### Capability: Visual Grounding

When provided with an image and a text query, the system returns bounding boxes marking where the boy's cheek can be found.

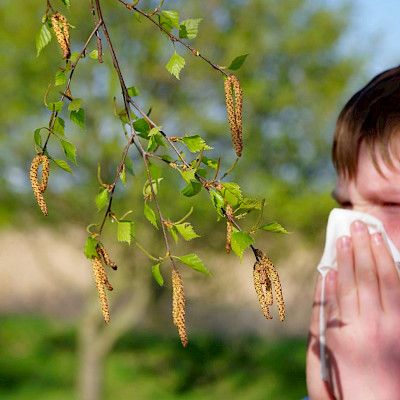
[380,216,400,250]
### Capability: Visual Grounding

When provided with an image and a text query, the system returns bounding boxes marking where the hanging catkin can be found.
[97,244,118,270]
[224,74,243,157]
[253,266,272,319]
[172,268,188,347]
[253,249,285,321]
[266,261,285,321]
[225,204,233,253]
[29,154,49,216]
[51,13,71,59]
[92,257,111,324]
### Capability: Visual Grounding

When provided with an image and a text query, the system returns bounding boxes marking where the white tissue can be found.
[317,208,400,380]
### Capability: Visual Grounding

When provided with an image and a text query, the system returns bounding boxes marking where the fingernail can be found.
[372,232,383,245]
[338,235,351,249]
[353,220,366,232]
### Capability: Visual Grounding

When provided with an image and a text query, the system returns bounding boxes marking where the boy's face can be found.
[333,140,400,249]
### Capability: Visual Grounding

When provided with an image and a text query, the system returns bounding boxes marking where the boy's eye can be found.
[382,202,400,208]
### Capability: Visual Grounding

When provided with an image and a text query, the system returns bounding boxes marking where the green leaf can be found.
[175,223,200,241]
[89,49,98,60]
[53,117,65,135]
[127,86,140,97]
[118,111,129,124]
[55,70,66,86]
[260,222,289,234]
[169,226,179,243]
[34,129,42,147]
[221,182,242,207]
[54,159,72,173]
[201,156,218,169]
[70,108,85,128]
[70,52,81,64]
[36,23,52,57]
[143,178,163,198]
[231,231,254,259]
[210,190,224,218]
[181,180,202,197]
[175,253,210,275]
[159,10,179,31]
[144,202,158,229]
[151,263,164,286]
[179,18,202,39]
[181,135,212,153]
[133,118,150,135]
[227,54,249,71]
[117,220,135,244]
[47,101,64,112]
[61,139,77,165]
[84,236,99,259]
[236,197,263,213]
[119,164,126,185]
[180,168,196,183]
[96,188,109,211]
[61,0,71,7]
[147,127,164,152]
[68,98,82,112]
[165,51,185,80]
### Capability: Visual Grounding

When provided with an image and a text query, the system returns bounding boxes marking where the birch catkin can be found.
[97,244,118,270]
[29,154,49,216]
[51,13,71,59]
[253,249,286,321]
[225,204,233,254]
[266,261,285,321]
[224,74,243,157]
[253,266,272,319]
[172,268,188,347]
[92,257,110,324]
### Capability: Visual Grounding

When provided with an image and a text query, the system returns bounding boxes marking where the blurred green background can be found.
[0,0,397,398]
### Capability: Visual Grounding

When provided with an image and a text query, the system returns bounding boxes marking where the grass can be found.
[0,315,308,399]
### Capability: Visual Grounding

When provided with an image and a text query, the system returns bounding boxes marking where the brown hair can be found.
[332,66,400,178]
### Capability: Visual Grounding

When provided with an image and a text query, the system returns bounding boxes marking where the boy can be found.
[306,67,400,399]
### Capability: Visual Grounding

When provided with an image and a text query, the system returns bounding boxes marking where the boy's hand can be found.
[307,220,400,400]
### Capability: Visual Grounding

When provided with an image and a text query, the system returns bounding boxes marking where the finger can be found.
[370,232,400,312]
[336,235,358,319]
[326,269,339,324]
[350,220,381,314]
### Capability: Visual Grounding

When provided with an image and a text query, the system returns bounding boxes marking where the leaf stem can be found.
[134,241,160,262]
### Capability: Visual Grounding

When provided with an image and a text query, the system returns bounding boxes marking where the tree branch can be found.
[116,0,228,77]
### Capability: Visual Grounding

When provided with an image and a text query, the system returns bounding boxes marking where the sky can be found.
[344,0,400,75]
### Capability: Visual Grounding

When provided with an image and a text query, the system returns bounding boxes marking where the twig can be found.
[116,0,228,77]
[42,20,103,152]
[93,0,175,268]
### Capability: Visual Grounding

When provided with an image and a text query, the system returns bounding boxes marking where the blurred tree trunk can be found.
[77,271,152,400]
